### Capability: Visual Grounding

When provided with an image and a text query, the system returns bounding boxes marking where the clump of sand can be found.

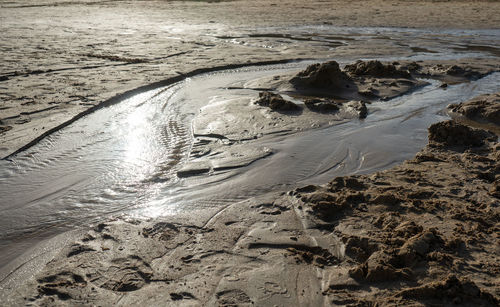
[448,92,500,125]
[286,60,426,101]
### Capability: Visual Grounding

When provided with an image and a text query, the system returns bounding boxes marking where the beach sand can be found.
[1,0,500,158]
[1,0,499,305]
[2,116,499,306]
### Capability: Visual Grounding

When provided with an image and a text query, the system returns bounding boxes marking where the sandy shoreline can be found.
[1,0,500,306]
[2,0,500,158]
[2,115,499,305]
[1,58,499,306]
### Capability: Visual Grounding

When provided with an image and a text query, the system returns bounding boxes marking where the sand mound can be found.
[428,120,496,147]
[290,61,351,90]
[344,60,411,78]
[255,91,300,112]
[448,92,500,125]
[284,59,427,101]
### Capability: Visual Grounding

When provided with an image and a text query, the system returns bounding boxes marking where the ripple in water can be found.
[0,62,499,270]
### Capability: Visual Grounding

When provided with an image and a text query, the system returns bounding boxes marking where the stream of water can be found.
[0,33,499,272]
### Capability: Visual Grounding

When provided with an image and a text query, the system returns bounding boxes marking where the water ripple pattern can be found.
[0,63,499,269]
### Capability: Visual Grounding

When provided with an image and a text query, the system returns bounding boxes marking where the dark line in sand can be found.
[0,51,190,80]
[1,106,60,121]
[2,58,310,160]
[1,0,128,9]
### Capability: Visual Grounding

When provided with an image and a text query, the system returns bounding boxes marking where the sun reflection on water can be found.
[121,101,158,184]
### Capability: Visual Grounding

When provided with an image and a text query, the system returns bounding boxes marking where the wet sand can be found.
[2,117,499,306]
[1,0,500,306]
[1,0,500,158]
[1,61,499,306]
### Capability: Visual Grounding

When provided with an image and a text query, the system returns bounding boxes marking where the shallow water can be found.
[0,33,499,271]
[219,25,500,60]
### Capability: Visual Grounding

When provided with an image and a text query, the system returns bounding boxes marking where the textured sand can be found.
[1,0,500,158]
[1,1,499,306]
[2,118,499,306]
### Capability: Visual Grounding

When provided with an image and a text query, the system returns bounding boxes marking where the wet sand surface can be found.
[1,59,498,270]
[1,62,500,305]
[1,0,500,306]
[1,0,500,158]
[2,118,499,306]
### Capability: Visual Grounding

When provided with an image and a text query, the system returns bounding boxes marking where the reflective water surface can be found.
[1,26,499,272]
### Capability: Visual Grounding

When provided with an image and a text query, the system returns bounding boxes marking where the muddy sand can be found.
[1,0,500,306]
